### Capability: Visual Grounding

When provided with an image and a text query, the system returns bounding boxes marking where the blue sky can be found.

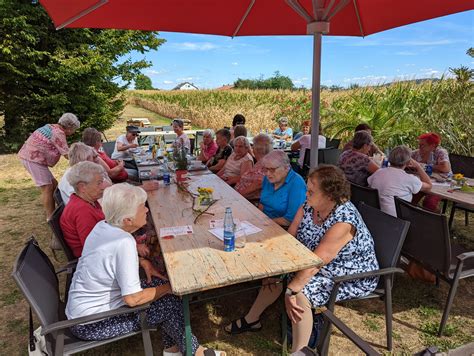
[132,11,473,90]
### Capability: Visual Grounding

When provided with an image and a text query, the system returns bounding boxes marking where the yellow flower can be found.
[453,173,464,180]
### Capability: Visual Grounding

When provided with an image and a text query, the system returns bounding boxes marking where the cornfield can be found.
[128,79,473,156]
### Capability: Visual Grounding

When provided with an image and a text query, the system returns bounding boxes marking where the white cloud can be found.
[395,51,417,56]
[292,77,309,85]
[343,75,388,84]
[231,62,239,66]
[349,38,467,47]
[176,77,200,82]
[163,80,173,84]
[167,42,219,51]
[145,69,168,76]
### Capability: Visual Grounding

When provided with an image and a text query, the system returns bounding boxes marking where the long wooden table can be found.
[429,176,474,209]
[146,174,319,353]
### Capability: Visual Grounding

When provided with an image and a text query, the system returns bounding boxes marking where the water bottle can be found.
[162,158,171,185]
[426,152,434,176]
[223,207,235,252]
[381,157,389,168]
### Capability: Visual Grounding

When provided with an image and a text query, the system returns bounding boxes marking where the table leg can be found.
[183,294,193,355]
[281,275,288,355]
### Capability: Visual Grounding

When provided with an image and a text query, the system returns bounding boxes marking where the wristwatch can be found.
[285,287,298,296]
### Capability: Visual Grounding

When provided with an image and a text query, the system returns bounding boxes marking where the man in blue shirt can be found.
[272,117,293,141]
[259,150,306,227]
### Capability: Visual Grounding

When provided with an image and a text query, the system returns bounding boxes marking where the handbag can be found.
[28,308,48,356]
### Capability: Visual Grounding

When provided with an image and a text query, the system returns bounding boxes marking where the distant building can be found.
[216,84,234,91]
[172,82,198,91]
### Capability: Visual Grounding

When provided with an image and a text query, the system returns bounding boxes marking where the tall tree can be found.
[135,74,154,90]
[0,0,164,152]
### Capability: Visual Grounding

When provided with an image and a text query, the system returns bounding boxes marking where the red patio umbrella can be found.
[39,0,473,167]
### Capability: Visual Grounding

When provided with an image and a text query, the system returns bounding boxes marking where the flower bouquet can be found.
[173,146,188,182]
[197,187,214,206]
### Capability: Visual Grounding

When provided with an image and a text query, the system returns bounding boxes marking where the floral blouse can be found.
[235,160,264,200]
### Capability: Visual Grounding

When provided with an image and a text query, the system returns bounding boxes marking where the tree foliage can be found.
[0,0,164,152]
[135,74,154,90]
[234,71,294,90]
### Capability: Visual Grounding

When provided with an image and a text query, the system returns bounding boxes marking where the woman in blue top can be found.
[272,117,293,141]
[225,165,378,353]
[258,150,306,227]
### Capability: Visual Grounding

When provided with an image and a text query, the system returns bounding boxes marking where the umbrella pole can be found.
[310,31,323,169]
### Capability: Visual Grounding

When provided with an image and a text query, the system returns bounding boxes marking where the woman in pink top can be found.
[197,129,218,163]
[217,136,253,186]
[18,113,80,218]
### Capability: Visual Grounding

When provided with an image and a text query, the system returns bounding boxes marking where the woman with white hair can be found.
[217,136,253,186]
[235,133,273,201]
[66,183,226,356]
[368,145,432,216]
[197,129,218,163]
[259,150,306,227]
[18,113,80,218]
[272,117,293,141]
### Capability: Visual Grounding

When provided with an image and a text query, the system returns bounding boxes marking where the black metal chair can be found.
[326,138,341,149]
[101,141,116,158]
[12,237,154,356]
[53,188,64,206]
[350,182,381,210]
[447,153,473,229]
[318,202,410,353]
[301,148,341,179]
[394,197,474,336]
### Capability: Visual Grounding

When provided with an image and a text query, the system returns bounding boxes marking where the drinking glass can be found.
[234,222,246,249]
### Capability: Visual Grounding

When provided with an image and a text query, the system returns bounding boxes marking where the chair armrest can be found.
[456,251,474,261]
[333,267,404,284]
[41,303,151,336]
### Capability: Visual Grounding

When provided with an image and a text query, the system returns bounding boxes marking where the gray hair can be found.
[82,127,102,147]
[233,136,251,149]
[172,118,184,128]
[101,183,147,227]
[278,117,289,125]
[262,150,290,169]
[58,113,80,130]
[252,133,273,156]
[203,129,214,138]
[68,142,96,166]
[352,130,373,149]
[389,145,412,168]
[67,161,105,193]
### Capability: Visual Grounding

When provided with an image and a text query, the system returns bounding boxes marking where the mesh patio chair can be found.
[350,182,381,210]
[12,237,154,356]
[325,138,341,149]
[394,196,474,336]
[101,141,116,158]
[447,153,474,229]
[53,188,64,206]
[47,203,75,263]
[318,202,410,353]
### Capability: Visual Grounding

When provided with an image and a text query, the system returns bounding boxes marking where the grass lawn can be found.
[0,104,473,355]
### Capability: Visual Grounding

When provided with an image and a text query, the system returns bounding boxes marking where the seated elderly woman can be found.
[217,136,253,186]
[82,127,128,183]
[60,161,111,258]
[225,166,379,354]
[111,125,141,177]
[342,123,383,157]
[258,150,306,227]
[66,183,225,356]
[229,124,247,148]
[171,118,191,152]
[197,129,218,164]
[291,121,326,170]
[337,130,379,186]
[18,113,80,219]
[235,133,273,201]
[368,145,432,216]
[57,142,111,205]
[272,117,293,141]
[207,129,233,173]
[411,132,451,212]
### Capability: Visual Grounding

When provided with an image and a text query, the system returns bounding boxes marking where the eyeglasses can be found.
[263,166,280,174]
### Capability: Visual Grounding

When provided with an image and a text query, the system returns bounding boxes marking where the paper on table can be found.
[209,218,241,229]
[431,181,451,187]
[209,221,261,241]
[160,225,193,237]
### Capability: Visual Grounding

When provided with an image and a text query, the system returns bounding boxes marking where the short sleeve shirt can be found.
[58,168,74,205]
[66,221,142,319]
[209,145,233,167]
[202,140,218,161]
[273,127,293,138]
[411,147,450,165]
[338,150,372,186]
[173,133,191,151]
[221,152,253,177]
[235,160,265,200]
[18,124,69,167]
[260,169,307,223]
[111,134,138,160]
[98,151,128,182]
[296,135,327,167]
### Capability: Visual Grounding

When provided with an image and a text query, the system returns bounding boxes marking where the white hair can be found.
[58,113,80,130]
[101,183,147,227]
[278,117,289,125]
[67,161,105,193]
[203,129,214,138]
[233,135,251,149]
[68,142,96,166]
[262,150,290,169]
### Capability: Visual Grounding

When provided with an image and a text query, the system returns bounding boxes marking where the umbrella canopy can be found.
[39,0,473,167]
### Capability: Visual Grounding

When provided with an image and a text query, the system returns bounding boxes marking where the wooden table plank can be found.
[147,174,319,296]
[429,176,474,209]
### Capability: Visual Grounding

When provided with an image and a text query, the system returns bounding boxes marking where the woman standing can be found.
[18,113,80,218]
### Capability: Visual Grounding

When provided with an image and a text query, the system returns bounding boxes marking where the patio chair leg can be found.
[183,295,193,355]
[317,317,332,356]
[448,204,456,230]
[465,211,469,226]
[384,276,393,351]
[140,311,153,356]
[281,277,288,355]
[438,273,461,336]
[441,200,448,214]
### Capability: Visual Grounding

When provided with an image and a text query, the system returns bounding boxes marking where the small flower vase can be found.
[176,169,188,183]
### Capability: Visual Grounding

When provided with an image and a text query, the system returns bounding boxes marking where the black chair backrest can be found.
[350,182,380,209]
[322,148,342,165]
[195,131,205,149]
[357,202,410,269]
[394,197,452,275]
[326,138,341,149]
[449,153,474,178]
[48,204,75,262]
[102,141,116,158]
[12,238,61,328]
[53,188,64,206]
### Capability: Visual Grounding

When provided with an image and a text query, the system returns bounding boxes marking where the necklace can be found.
[315,203,338,225]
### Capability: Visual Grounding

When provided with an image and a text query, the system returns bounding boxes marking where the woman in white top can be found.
[66,183,225,356]
[111,125,140,161]
[171,118,190,152]
[368,145,432,216]
[217,136,253,186]
[290,120,326,168]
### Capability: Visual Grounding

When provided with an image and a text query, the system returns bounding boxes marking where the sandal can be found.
[203,349,226,356]
[225,317,262,335]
